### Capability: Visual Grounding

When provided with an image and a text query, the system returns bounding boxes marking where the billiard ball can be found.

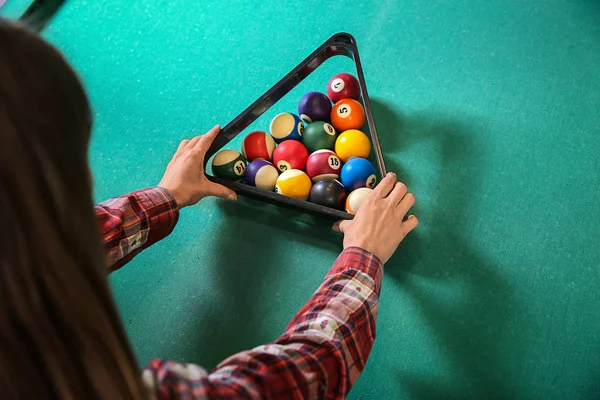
[331,99,365,131]
[275,169,312,200]
[327,73,360,103]
[302,121,337,153]
[244,160,279,191]
[269,112,304,143]
[346,187,373,215]
[242,131,276,161]
[272,140,309,172]
[340,157,377,190]
[309,179,348,210]
[211,150,247,181]
[306,150,342,182]
[298,92,332,123]
[335,129,371,162]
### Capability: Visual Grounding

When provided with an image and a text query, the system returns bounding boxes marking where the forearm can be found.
[144,247,383,399]
[275,246,383,394]
[95,187,179,272]
[200,247,382,398]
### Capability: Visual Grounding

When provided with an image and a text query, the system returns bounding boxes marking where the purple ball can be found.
[244,159,279,191]
[298,92,332,123]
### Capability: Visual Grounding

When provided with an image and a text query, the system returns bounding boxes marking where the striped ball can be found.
[211,150,247,181]
[275,169,312,200]
[242,131,276,161]
[244,160,279,191]
[306,150,342,182]
[270,112,304,143]
[345,187,373,215]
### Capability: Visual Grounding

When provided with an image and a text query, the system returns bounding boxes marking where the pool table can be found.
[2,0,599,398]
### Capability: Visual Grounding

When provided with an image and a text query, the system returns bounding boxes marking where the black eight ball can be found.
[309,179,348,210]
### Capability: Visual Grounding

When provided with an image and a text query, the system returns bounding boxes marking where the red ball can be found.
[327,73,360,103]
[272,140,309,172]
[306,150,343,182]
[242,131,276,161]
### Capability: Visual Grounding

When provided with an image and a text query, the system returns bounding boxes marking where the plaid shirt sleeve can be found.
[142,247,383,400]
[95,187,179,272]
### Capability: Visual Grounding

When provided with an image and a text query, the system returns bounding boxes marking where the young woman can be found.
[0,20,418,399]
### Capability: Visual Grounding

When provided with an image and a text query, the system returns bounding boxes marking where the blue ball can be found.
[298,92,332,123]
[269,112,304,143]
[244,160,279,191]
[340,158,377,190]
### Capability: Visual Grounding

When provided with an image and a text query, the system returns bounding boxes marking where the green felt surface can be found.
[3,0,600,398]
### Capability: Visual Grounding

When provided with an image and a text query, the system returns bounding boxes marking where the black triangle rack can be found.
[19,0,66,32]
[205,32,387,220]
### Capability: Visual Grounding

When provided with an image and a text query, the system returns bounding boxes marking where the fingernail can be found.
[227,193,236,201]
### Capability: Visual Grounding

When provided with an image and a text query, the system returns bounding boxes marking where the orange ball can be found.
[330,99,365,131]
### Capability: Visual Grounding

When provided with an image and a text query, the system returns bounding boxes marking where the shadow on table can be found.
[371,99,522,399]
[191,197,343,369]
[217,198,343,249]
[187,211,277,368]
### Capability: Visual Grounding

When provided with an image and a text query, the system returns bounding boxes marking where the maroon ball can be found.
[327,73,360,103]
[306,150,342,182]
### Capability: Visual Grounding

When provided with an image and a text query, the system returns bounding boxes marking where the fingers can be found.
[177,139,190,152]
[402,215,419,233]
[332,219,351,233]
[206,181,237,201]
[193,125,221,151]
[178,126,221,157]
[397,193,416,216]
[388,181,408,205]
[204,125,221,142]
[372,172,397,198]
[187,135,203,149]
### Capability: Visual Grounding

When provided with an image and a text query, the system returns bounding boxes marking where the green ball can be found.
[212,150,247,181]
[302,121,337,153]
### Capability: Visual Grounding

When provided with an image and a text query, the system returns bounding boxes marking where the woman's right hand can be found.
[334,173,418,264]
[158,125,237,208]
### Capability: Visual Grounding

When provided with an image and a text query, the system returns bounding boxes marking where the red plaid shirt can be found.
[96,187,383,399]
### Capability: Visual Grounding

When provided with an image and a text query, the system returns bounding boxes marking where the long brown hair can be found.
[0,20,147,399]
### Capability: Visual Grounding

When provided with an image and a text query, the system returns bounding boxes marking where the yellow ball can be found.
[275,169,312,200]
[335,129,371,162]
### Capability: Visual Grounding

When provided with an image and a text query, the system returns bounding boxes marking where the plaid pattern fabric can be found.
[142,248,382,400]
[95,187,179,271]
[95,188,383,399]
